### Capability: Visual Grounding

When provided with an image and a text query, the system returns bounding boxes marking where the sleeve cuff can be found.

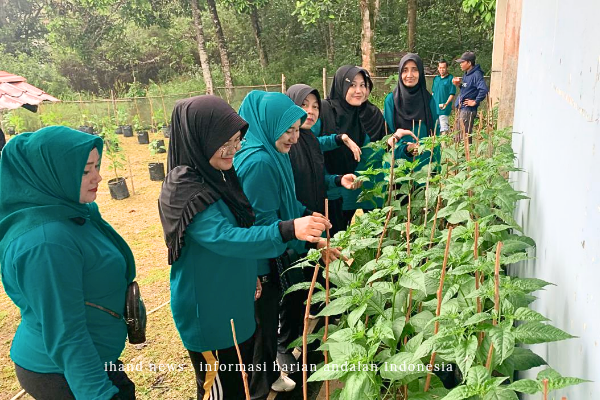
[335,175,343,187]
[303,208,313,217]
[278,220,296,243]
[335,134,344,145]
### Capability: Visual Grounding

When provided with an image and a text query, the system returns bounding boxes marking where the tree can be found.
[360,0,375,74]
[190,0,214,94]
[407,0,417,52]
[224,0,269,68]
[205,0,233,96]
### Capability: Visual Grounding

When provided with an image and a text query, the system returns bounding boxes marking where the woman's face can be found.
[80,147,102,204]
[209,131,242,171]
[275,119,301,153]
[345,73,367,106]
[401,60,420,88]
[300,94,319,129]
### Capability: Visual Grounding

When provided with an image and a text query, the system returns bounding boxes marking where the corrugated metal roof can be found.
[0,71,60,111]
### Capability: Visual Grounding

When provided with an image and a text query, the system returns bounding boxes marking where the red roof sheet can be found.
[0,71,60,111]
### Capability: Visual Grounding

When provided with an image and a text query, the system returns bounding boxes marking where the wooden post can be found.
[111,90,120,126]
[485,242,503,370]
[281,73,286,93]
[127,156,136,196]
[147,89,156,130]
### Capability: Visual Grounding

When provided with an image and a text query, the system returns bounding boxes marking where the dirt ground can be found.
[0,131,198,399]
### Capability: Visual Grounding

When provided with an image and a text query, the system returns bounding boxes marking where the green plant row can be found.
[289,126,588,399]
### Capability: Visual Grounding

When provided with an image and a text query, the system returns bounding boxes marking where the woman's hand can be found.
[341,134,362,162]
[387,129,419,148]
[294,215,331,243]
[341,174,362,190]
[316,239,345,263]
[406,142,420,156]
[255,278,262,300]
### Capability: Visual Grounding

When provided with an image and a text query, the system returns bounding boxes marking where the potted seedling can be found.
[2,112,26,135]
[148,139,166,181]
[102,126,130,200]
[152,107,170,138]
[133,115,150,144]
[78,113,95,135]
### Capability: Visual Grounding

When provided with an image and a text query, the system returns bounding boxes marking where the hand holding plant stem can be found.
[341,133,361,161]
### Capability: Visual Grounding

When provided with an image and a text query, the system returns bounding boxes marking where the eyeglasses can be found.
[219,138,243,156]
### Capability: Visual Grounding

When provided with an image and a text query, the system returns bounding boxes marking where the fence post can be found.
[281,74,286,93]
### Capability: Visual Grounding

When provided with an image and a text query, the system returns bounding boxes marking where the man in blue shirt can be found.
[454,51,489,141]
[431,60,456,134]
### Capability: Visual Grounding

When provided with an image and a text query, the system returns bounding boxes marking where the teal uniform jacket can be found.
[312,119,382,210]
[170,199,287,352]
[236,150,308,274]
[383,92,442,170]
[431,74,456,116]
[2,220,129,400]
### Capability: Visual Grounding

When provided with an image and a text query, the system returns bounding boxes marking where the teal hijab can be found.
[234,91,307,220]
[0,126,135,282]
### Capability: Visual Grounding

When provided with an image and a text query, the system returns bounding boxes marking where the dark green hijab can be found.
[0,126,135,282]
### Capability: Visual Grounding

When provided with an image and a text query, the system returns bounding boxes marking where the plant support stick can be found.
[230,319,250,400]
[485,241,503,371]
[303,258,322,400]
[323,199,331,400]
[424,227,453,392]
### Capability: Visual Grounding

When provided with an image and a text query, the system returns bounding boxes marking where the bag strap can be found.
[85,301,123,320]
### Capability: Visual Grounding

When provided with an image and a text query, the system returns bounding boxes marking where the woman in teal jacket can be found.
[383,53,441,170]
[0,126,136,399]
[158,95,328,400]
[234,91,334,398]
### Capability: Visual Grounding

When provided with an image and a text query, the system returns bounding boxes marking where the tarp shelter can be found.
[0,71,60,112]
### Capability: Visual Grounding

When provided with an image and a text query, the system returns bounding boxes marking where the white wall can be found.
[511,0,600,399]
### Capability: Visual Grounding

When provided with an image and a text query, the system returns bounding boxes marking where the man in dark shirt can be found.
[454,51,489,141]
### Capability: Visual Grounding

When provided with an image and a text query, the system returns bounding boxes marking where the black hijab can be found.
[392,53,435,135]
[360,101,386,141]
[320,65,372,175]
[159,95,254,264]
[286,84,326,214]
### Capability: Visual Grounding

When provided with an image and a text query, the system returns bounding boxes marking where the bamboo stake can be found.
[147,89,156,129]
[230,319,251,400]
[474,222,484,345]
[281,73,286,93]
[158,84,168,124]
[111,90,119,126]
[9,389,25,400]
[542,379,549,400]
[424,227,453,392]
[78,92,85,117]
[429,194,443,248]
[303,256,323,400]
[485,242,503,371]
[262,77,269,91]
[323,198,331,400]
[133,96,142,128]
[127,156,136,195]
[375,142,396,261]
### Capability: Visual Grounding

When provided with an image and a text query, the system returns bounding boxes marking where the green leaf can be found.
[467,365,490,386]
[327,328,353,343]
[536,367,561,380]
[413,336,436,359]
[380,352,424,381]
[442,384,477,400]
[340,371,376,400]
[392,317,406,341]
[447,209,471,224]
[454,335,478,376]
[504,347,547,371]
[549,377,591,391]
[404,332,424,353]
[489,326,515,364]
[464,312,491,326]
[347,303,367,328]
[483,387,519,400]
[409,310,435,333]
[513,307,549,322]
[307,364,348,382]
[399,269,427,293]
[328,342,366,362]
[513,322,575,344]
[317,296,354,317]
[507,379,541,394]
[486,224,513,233]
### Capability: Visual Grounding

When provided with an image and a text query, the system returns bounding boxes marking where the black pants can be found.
[250,276,280,400]
[15,360,135,400]
[188,336,254,400]
[456,109,477,142]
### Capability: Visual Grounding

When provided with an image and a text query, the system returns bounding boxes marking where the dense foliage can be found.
[0,0,493,97]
